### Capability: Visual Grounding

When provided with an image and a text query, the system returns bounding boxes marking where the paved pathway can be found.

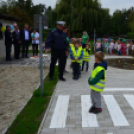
[39,55,134,134]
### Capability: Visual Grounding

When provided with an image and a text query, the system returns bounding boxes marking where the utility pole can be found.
[39,16,44,95]
[34,14,48,96]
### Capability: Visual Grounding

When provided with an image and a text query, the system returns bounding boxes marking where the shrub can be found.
[127,32,134,39]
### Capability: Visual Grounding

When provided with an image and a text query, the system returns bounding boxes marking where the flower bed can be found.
[106,58,134,70]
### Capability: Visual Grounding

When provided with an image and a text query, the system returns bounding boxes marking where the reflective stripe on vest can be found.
[71,47,82,63]
[83,48,90,62]
[90,66,106,92]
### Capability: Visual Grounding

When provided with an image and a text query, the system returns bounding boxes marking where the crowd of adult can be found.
[4,24,40,61]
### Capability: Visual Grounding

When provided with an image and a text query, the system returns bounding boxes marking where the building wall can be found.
[0,19,15,61]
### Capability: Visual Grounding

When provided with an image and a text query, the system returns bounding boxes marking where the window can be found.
[0,22,3,40]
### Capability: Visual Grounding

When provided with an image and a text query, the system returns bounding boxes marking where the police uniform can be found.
[45,21,67,80]
[82,48,91,71]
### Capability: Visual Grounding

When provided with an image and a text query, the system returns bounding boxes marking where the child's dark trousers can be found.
[73,62,80,77]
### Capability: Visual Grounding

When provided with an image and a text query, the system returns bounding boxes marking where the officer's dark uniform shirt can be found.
[45,29,67,50]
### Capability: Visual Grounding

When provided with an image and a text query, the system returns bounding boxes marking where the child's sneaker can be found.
[88,106,96,113]
[93,108,102,114]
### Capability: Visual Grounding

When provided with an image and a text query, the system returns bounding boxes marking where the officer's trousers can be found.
[49,48,65,78]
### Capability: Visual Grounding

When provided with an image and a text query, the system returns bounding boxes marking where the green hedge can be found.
[127,32,134,39]
[43,30,49,41]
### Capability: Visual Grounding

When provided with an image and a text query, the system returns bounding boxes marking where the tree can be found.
[0,0,46,29]
[47,0,111,37]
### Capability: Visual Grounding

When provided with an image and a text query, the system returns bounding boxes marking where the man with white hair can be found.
[20,24,31,58]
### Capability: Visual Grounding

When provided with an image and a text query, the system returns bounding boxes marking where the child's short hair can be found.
[71,39,76,44]
[86,43,90,47]
[74,39,81,44]
[95,51,105,62]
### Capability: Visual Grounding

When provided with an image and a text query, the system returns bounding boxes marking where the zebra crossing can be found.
[49,94,134,129]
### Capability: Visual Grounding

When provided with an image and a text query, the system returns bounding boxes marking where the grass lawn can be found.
[6,67,58,134]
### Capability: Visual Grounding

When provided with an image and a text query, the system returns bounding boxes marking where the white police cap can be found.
[57,21,66,27]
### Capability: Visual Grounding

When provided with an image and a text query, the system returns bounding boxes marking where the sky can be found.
[33,0,134,15]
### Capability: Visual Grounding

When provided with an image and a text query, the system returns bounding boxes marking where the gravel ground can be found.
[0,65,49,133]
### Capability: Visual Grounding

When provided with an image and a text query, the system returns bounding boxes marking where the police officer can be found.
[45,21,68,81]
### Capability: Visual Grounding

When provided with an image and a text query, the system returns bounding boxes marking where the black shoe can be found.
[89,106,96,113]
[93,108,102,114]
[21,56,24,58]
[73,76,76,80]
[81,69,83,71]
[6,59,12,61]
[59,77,66,81]
[25,56,29,58]
[75,76,79,80]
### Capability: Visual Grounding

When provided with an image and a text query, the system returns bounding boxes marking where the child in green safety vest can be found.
[70,39,83,80]
[81,44,91,71]
[88,51,107,114]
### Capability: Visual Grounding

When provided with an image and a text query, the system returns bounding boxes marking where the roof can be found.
[0,13,20,21]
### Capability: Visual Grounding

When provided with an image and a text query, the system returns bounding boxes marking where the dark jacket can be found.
[20,29,31,43]
[45,29,67,51]
[94,61,107,70]
[5,30,12,46]
[13,31,21,44]
[93,60,107,80]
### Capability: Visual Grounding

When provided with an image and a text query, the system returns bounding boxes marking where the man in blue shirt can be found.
[20,24,31,58]
[45,21,68,81]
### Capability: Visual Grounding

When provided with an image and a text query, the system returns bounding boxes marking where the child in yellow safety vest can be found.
[81,44,91,71]
[88,51,107,114]
[70,39,83,80]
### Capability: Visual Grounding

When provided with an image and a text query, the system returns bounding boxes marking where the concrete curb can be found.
[1,74,48,134]
[37,82,57,134]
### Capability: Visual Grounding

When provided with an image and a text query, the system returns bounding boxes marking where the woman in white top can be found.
[126,41,130,55]
[109,40,114,55]
[31,29,39,56]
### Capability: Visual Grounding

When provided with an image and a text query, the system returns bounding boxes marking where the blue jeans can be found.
[118,50,121,55]
[82,61,89,71]
[96,48,101,52]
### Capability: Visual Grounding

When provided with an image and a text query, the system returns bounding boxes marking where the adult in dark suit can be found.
[5,25,12,61]
[13,26,21,59]
[20,24,31,58]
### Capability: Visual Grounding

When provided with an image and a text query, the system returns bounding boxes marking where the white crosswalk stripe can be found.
[103,95,129,126]
[49,95,70,128]
[81,95,99,127]
[124,95,134,110]
[49,95,134,128]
